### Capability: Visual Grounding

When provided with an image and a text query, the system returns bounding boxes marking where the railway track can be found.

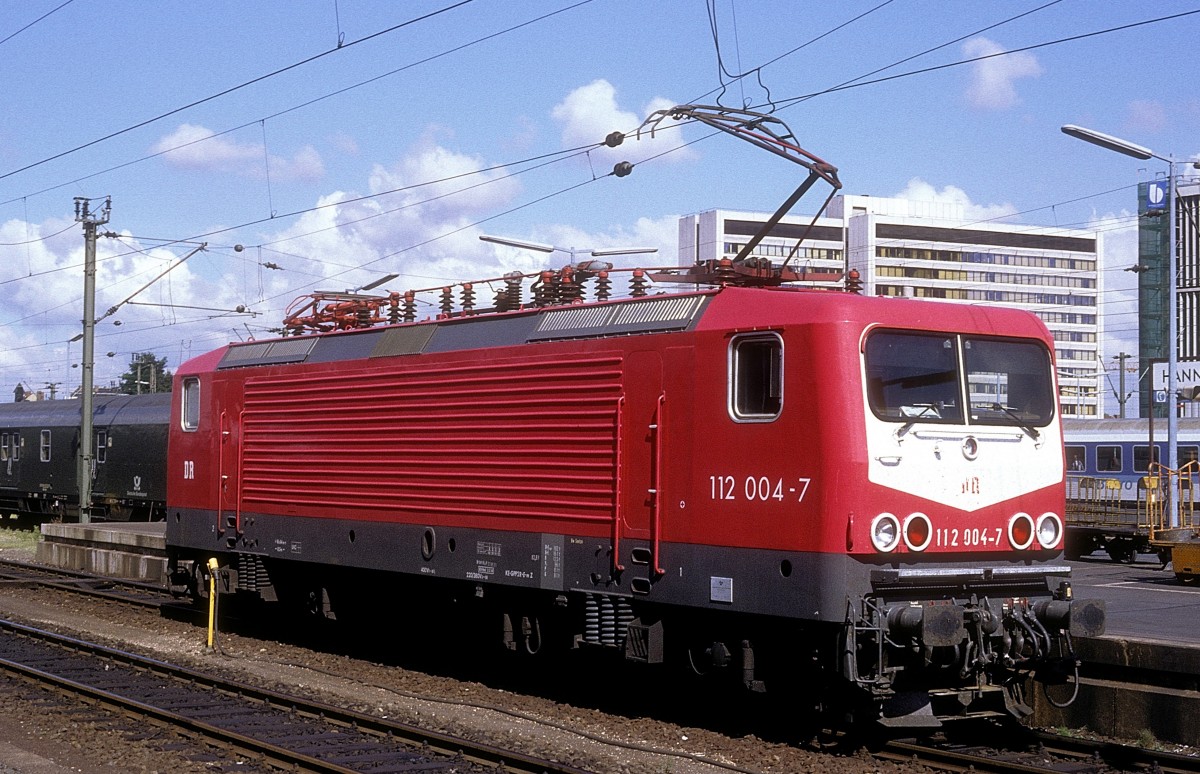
[877,730,1200,773]
[1,556,1196,773]
[0,557,173,607]
[0,616,594,773]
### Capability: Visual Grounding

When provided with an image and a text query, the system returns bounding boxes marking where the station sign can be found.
[1152,362,1200,391]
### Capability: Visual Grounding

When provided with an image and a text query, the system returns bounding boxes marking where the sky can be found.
[0,0,1198,415]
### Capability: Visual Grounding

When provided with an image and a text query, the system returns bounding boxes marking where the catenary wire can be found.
[9,5,1186,385]
[0,0,477,183]
[0,0,597,210]
[0,0,76,49]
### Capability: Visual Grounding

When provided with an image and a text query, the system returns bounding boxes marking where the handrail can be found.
[235,409,245,535]
[217,410,229,536]
[649,393,666,577]
[611,397,625,574]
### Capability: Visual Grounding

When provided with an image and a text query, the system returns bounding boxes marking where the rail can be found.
[0,617,594,774]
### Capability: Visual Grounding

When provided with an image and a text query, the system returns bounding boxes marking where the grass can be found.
[0,527,40,554]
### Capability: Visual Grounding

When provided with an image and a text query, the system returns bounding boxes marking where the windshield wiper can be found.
[991,403,1040,442]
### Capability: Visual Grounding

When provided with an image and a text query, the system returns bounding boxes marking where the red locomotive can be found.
[165,269,1104,727]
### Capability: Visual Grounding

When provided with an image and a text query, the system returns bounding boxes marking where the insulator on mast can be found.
[533,270,554,307]
[594,270,612,301]
[505,271,523,310]
[385,292,399,325]
[630,268,649,297]
[714,257,738,286]
[559,266,581,304]
[844,268,863,295]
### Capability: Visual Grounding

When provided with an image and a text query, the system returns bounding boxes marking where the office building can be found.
[679,195,1102,416]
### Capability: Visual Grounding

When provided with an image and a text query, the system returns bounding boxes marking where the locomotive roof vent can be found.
[219,337,317,370]
[528,294,707,342]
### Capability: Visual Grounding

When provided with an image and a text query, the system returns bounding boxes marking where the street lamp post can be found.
[1062,124,1180,525]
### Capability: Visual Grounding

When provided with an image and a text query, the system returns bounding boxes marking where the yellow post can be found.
[206,557,219,650]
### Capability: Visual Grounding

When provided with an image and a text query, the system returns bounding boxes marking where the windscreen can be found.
[865,330,1054,427]
[865,332,962,423]
[963,337,1054,427]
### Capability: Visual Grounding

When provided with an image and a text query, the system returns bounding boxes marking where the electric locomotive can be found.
[165,272,1103,727]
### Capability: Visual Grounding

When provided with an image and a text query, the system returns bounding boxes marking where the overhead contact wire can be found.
[0,0,476,182]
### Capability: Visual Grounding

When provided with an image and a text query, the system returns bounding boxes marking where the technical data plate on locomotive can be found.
[540,534,564,590]
[464,536,565,590]
[468,540,501,581]
[710,576,734,604]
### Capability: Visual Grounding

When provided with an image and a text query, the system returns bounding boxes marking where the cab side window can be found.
[729,333,783,422]
[182,378,201,431]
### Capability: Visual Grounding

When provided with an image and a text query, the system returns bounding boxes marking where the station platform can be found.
[29,522,1200,745]
[35,521,167,584]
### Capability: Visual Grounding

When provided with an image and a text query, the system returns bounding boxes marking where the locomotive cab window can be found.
[181,377,200,431]
[865,332,962,423]
[963,338,1053,429]
[729,333,783,421]
[865,330,1054,430]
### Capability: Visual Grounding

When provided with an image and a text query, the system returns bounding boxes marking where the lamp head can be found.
[1061,124,1155,161]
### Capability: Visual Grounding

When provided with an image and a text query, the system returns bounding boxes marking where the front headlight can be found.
[1036,512,1063,549]
[871,512,901,552]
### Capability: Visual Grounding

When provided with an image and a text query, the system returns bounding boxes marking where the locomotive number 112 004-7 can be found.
[935,527,1004,548]
[709,475,811,502]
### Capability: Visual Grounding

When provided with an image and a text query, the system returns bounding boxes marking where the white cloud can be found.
[0,217,246,395]
[255,131,529,298]
[892,177,1018,221]
[1124,99,1168,135]
[962,37,1042,111]
[0,123,677,398]
[152,124,325,181]
[551,80,692,166]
